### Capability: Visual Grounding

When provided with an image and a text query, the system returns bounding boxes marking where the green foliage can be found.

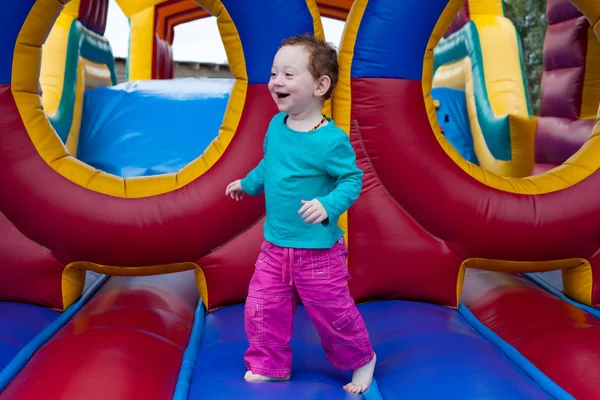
[503,0,547,113]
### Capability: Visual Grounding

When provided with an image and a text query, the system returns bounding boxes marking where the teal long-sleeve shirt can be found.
[240,112,363,249]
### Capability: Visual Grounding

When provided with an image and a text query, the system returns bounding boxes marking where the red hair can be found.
[280,34,339,99]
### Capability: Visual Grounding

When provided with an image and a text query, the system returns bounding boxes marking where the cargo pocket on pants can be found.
[262,296,293,345]
[245,296,263,344]
[330,306,364,347]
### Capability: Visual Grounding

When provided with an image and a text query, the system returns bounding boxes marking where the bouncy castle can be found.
[1,0,600,398]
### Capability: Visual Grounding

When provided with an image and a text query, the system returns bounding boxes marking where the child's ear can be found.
[314,75,331,97]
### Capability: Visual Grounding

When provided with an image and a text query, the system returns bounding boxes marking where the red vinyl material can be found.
[0,210,64,309]
[0,84,275,267]
[78,0,108,35]
[153,34,174,79]
[197,216,265,311]
[349,78,600,301]
[462,270,600,399]
[0,83,275,309]
[348,114,462,306]
[0,272,199,400]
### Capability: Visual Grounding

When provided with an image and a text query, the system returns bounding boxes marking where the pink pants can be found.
[244,237,374,378]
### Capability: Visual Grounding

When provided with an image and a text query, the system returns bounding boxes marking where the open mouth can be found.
[276,93,290,99]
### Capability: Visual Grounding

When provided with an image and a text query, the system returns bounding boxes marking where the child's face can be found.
[268,45,320,115]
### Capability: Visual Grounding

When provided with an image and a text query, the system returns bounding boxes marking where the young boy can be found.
[225,34,376,394]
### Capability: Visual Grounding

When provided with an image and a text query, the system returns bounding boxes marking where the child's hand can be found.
[298,199,328,224]
[225,179,245,201]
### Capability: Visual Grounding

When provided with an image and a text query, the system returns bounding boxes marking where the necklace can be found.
[284,114,328,131]
[310,114,328,131]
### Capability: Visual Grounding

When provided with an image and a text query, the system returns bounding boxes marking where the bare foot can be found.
[343,353,376,394]
[244,371,290,382]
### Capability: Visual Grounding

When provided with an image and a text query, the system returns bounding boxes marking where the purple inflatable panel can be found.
[535,116,595,164]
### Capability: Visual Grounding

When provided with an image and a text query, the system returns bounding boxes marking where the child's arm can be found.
[316,135,363,226]
[240,136,268,196]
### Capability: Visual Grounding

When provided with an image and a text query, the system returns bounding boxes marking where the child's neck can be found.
[286,106,327,132]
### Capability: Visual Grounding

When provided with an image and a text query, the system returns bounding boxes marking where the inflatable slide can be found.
[1,0,600,399]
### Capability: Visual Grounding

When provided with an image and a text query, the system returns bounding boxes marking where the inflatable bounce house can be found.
[433,0,600,178]
[1,0,600,398]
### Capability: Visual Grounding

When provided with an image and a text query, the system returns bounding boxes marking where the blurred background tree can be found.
[503,0,547,113]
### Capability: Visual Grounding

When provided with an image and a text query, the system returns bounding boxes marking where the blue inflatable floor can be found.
[0,302,59,371]
[188,300,552,399]
[0,272,104,382]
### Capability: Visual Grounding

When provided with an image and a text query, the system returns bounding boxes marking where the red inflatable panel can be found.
[445,2,470,37]
[0,85,276,267]
[546,0,584,25]
[535,116,595,165]
[462,270,600,400]
[78,0,108,35]
[153,35,174,79]
[0,271,198,400]
[0,210,64,309]
[348,115,462,306]
[349,78,600,265]
[197,216,265,311]
[539,16,588,119]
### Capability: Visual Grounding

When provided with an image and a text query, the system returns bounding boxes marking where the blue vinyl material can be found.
[0,0,36,84]
[221,0,314,84]
[432,87,478,164]
[77,78,233,177]
[351,0,449,80]
[0,303,58,372]
[188,304,361,400]
[173,300,206,400]
[433,22,521,161]
[187,300,554,399]
[0,276,108,391]
[525,273,600,320]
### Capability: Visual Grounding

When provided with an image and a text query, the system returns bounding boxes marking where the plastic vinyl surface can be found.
[77,78,234,177]
[432,87,478,164]
[0,272,199,400]
[187,301,553,399]
[0,303,58,372]
[462,269,600,399]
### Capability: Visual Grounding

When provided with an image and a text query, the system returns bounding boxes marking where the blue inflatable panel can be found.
[0,0,35,84]
[0,303,58,371]
[222,0,314,84]
[352,0,448,80]
[188,301,552,399]
[371,301,550,399]
[432,87,479,164]
[77,78,234,177]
